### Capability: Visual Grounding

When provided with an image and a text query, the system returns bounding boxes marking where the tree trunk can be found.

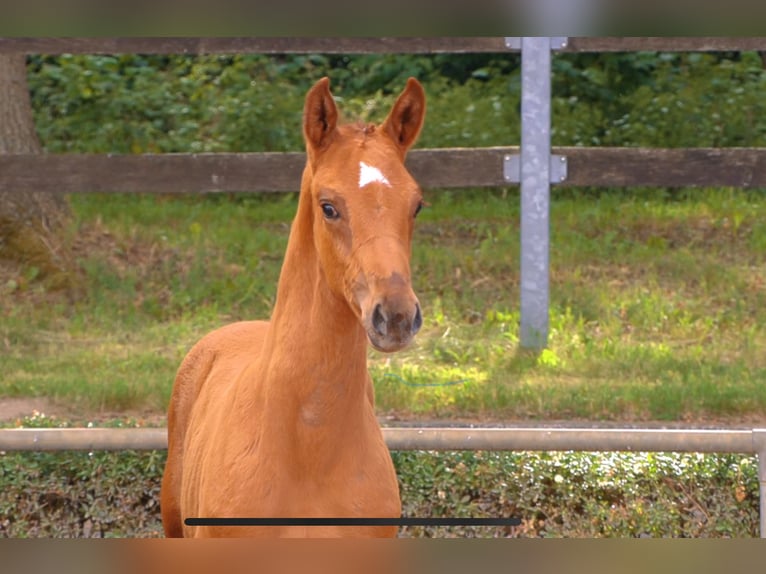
[0,53,77,290]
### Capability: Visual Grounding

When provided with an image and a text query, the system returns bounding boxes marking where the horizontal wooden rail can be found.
[2,37,765,55]
[565,37,766,53]
[0,37,506,55]
[2,147,766,194]
[562,147,766,188]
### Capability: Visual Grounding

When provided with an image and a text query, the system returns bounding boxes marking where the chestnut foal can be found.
[161,77,426,537]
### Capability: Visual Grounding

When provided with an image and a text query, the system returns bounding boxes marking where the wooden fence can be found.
[2,36,766,54]
[2,147,766,195]
[1,37,766,195]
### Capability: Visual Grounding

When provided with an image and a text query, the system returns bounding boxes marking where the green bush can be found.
[395,449,759,538]
[602,53,766,147]
[29,55,305,153]
[27,51,766,153]
[1,447,756,538]
[0,415,164,538]
[551,52,766,147]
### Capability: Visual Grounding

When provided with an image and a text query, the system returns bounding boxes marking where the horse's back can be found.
[161,320,269,537]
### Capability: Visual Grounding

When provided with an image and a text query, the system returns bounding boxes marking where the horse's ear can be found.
[382,77,426,157]
[303,77,338,155]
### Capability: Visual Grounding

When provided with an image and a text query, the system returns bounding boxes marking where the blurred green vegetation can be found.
[27,51,766,153]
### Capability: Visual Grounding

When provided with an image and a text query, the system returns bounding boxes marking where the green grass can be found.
[2,187,765,422]
[371,186,766,421]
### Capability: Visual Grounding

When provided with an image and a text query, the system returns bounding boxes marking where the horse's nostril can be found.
[372,304,387,337]
[412,304,423,335]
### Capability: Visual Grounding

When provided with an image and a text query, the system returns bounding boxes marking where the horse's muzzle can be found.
[366,298,422,353]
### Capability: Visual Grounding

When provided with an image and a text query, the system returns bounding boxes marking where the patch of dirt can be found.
[2,395,764,430]
[0,396,167,426]
[0,397,71,423]
[70,219,181,278]
[0,219,190,314]
[379,408,766,430]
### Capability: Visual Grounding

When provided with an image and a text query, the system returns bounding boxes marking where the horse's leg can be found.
[160,343,216,537]
[160,447,183,537]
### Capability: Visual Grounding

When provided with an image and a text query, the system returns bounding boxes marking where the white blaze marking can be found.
[359,161,391,188]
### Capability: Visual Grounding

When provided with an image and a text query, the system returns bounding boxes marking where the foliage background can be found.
[27,51,766,154]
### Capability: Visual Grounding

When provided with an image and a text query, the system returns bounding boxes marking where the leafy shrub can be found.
[394,450,759,538]
[552,52,766,147]
[0,449,164,538]
[29,55,305,153]
[28,53,523,154]
[27,51,766,153]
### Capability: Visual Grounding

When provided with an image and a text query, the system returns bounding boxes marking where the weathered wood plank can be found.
[0,37,508,55]
[2,148,766,194]
[565,37,766,53]
[562,147,766,188]
[0,152,306,194]
[0,149,512,193]
[407,148,510,188]
[2,37,765,55]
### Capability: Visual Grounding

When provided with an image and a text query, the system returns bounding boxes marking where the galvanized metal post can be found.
[519,37,553,349]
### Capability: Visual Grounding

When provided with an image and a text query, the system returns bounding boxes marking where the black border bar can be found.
[185,517,521,527]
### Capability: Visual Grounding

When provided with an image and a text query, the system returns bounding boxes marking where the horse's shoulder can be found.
[171,320,269,412]
[181,319,262,363]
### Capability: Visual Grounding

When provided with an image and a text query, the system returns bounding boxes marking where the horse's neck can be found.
[250,182,373,452]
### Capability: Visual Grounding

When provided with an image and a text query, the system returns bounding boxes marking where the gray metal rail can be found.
[2,426,765,537]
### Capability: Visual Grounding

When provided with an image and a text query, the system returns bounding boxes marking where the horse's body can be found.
[160,77,426,537]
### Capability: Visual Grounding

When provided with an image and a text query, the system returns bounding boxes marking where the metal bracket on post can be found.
[507,37,567,350]
[503,154,568,184]
[504,37,569,51]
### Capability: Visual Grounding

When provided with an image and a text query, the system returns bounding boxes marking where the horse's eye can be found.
[320,202,340,220]
[414,201,424,218]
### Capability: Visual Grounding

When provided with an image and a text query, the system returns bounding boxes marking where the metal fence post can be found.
[514,37,569,349]
[504,37,567,349]
[519,37,551,349]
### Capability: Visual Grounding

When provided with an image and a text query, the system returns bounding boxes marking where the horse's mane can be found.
[338,120,377,139]
[358,121,376,136]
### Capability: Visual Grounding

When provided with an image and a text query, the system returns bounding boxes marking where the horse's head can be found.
[302,77,426,353]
